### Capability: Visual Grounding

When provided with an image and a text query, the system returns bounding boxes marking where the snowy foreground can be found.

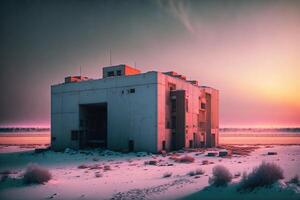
[0,145,300,200]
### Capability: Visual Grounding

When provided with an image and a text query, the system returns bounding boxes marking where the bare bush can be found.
[163,172,172,178]
[288,175,299,186]
[23,164,52,184]
[238,162,284,191]
[209,165,232,187]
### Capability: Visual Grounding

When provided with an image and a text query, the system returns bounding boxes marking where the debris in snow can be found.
[219,150,229,157]
[144,160,157,165]
[110,178,193,200]
[78,164,89,169]
[207,152,218,157]
[162,172,172,178]
[267,152,278,155]
[46,193,58,199]
[104,165,111,171]
[170,155,195,163]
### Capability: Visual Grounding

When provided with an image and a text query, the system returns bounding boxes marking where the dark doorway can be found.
[79,103,107,148]
[128,140,134,152]
[211,134,216,147]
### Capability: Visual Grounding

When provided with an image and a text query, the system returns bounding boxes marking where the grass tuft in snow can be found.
[209,165,232,187]
[238,162,284,191]
[188,168,205,176]
[23,163,52,184]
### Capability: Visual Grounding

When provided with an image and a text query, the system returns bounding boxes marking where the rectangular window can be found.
[171,116,176,129]
[166,121,170,129]
[189,140,193,148]
[171,99,176,112]
[130,88,135,93]
[71,130,78,141]
[116,70,122,76]
[107,71,114,77]
[201,103,206,109]
[162,141,166,150]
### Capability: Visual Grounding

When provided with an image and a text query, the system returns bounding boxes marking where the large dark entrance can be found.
[79,103,107,148]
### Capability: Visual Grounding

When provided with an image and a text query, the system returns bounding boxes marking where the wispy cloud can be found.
[158,0,195,34]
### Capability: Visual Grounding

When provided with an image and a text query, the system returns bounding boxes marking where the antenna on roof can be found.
[109,49,112,66]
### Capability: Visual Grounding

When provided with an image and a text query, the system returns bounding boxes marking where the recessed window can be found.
[162,141,166,150]
[171,99,176,112]
[189,140,193,148]
[117,70,122,76]
[201,103,206,109]
[166,121,170,129]
[71,130,78,141]
[171,116,176,129]
[107,71,114,77]
[130,88,135,93]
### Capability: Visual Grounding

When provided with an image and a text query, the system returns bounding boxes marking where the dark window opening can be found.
[130,88,135,93]
[166,121,170,129]
[168,83,176,91]
[171,99,176,112]
[189,140,193,148]
[129,140,134,152]
[71,130,79,141]
[201,103,206,109]
[107,71,114,77]
[117,70,122,76]
[51,137,56,142]
[171,116,176,129]
[162,141,166,150]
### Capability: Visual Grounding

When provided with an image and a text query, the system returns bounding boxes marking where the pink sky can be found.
[0,1,299,127]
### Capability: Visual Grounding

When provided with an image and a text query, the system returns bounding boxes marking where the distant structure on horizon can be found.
[51,64,219,152]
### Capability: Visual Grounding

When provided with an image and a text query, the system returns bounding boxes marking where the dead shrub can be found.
[238,162,284,191]
[209,165,232,187]
[23,164,52,184]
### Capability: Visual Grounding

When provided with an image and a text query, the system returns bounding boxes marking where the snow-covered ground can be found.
[0,145,299,200]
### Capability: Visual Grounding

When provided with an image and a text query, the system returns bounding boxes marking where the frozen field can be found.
[0,145,299,200]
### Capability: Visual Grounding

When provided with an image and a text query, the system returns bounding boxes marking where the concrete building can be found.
[51,64,219,152]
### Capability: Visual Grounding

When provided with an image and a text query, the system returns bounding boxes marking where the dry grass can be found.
[238,162,284,191]
[209,165,232,187]
[23,164,52,184]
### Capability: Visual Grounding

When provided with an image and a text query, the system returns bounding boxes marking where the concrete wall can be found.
[156,72,204,151]
[51,72,158,152]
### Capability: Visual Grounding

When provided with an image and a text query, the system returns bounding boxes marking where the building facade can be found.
[51,64,219,152]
